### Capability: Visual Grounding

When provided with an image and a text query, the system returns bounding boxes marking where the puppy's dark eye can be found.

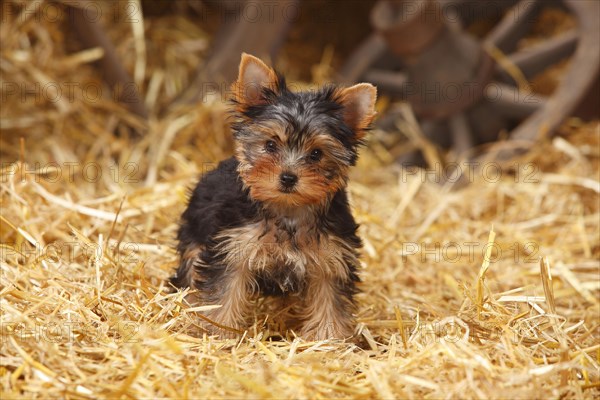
[265,140,277,153]
[309,149,322,162]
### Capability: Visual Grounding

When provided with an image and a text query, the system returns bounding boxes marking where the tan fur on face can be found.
[239,163,345,209]
[236,125,350,209]
[295,169,343,206]
[238,156,287,205]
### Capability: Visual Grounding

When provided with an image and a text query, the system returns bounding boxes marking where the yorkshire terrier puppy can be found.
[171,53,376,340]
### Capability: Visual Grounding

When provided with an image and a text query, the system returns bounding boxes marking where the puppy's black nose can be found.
[279,172,298,189]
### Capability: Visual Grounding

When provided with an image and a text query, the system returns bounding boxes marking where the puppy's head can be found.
[231,53,377,209]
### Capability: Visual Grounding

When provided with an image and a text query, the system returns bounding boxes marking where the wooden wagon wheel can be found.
[339,0,600,164]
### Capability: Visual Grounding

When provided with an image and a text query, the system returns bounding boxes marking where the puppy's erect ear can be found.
[338,83,377,139]
[233,53,278,107]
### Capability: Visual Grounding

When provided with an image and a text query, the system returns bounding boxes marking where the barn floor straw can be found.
[1,2,599,399]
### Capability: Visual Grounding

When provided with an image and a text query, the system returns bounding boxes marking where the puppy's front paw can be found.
[198,322,242,339]
[195,310,248,339]
[300,321,354,341]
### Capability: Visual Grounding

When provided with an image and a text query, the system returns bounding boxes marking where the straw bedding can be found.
[1,2,598,399]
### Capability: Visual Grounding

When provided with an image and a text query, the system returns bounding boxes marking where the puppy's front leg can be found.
[299,270,357,341]
[182,249,257,337]
[202,267,256,336]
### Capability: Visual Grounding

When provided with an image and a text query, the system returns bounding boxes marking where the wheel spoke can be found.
[485,82,547,119]
[363,69,408,95]
[484,0,540,53]
[449,113,473,158]
[439,0,518,30]
[496,29,578,81]
[509,0,600,142]
[338,34,387,84]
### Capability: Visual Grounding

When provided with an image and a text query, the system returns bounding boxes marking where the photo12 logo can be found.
[1,81,143,105]
[1,1,140,24]
[400,162,540,184]
[400,240,540,264]
[1,321,140,345]
[1,240,142,266]
[1,162,140,184]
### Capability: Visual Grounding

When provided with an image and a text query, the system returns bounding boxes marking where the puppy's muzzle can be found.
[279,172,298,190]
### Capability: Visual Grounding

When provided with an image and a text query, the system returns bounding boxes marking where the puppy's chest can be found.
[217,218,319,274]
[214,217,355,295]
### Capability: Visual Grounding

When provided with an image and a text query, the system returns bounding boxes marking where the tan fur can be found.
[184,244,255,336]
[203,265,255,334]
[177,245,204,304]
[238,157,285,205]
